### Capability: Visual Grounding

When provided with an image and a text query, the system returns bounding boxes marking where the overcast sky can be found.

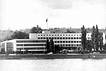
[0,0,106,30]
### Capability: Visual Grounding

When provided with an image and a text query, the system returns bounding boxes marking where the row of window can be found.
[54,41,81,43]
[17,48,46,50]
[16,44,81,47]
[16,40,46,43]
[38,37,81,40]
[59,44,82,47]
[16,44,46,46]
[37,34,81,37]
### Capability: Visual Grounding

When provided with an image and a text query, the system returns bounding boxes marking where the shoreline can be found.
[0,54,106,59]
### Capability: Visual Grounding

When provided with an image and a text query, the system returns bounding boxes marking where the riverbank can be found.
[0,53,106,59]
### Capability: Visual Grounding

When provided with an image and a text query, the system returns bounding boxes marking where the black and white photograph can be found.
[0,0,106,71]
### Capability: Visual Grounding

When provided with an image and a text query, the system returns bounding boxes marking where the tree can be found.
[91,25,103,52]
[50,38,55,53]
[11,31,29,39]
[81,25,86,50]
[30,25,42,33]
[66,29,75,33]
[95,25,99,51]
[86,40,92,52]
[46,38,50,53]
[98,32,103,51]
[54,45,61,53]
[91,26,96,51]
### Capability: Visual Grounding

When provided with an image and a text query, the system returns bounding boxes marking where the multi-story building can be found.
[1,39,47,53]
[0,31,106,53]
[29,32,91,50]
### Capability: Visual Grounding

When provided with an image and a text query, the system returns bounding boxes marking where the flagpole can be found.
[46,18,48,30]
[47,21,48,29]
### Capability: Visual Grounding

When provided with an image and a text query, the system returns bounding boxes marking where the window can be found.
[77,41,79,43]
[16,44,23,46]
[60,41,62,43]
[74,41,76,43]
[63,41,65,43]
[71,41,73,43]
[71,44,73,46]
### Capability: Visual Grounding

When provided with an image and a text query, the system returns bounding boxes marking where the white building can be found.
[0,31,106,53]
[1,39,47,53]
[29,33,92,50]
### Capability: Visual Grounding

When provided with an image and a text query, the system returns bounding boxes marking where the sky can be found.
[0,0,106,30]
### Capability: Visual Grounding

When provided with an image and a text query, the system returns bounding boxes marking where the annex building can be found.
[1,31,106,53]
[1,39,47,53]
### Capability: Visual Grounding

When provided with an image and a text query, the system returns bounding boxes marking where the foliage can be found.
[50,38,55,53]
[86,40,92,52]
[46,38,55,53]
[11,31,29,39]
[91,25,103,52]
[54,45,61,53]
[98,32,103,51]
[95,25,99,51]
[65,29,76,33]
[45,38,61,53]
[103,44,106,50]
[46,38,50,53]
[91,26,95,51]
[81,25,86,50]
[30,25,42,33]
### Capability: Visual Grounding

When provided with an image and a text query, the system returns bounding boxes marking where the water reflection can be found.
[0,59,106,71]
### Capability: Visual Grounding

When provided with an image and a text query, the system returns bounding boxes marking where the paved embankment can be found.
[0,54,106,59]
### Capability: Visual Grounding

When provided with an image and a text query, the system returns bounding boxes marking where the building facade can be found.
[29,33,92,50]
[1,39,47,53]
[0,31,106,53]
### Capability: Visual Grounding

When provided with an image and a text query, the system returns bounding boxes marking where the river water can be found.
[0,59,106,71]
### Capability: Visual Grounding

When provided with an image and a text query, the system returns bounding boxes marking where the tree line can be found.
[46,38,61,54]
[81,25,104,52]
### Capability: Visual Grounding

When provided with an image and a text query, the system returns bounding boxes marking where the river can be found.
[0,59,106,71]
